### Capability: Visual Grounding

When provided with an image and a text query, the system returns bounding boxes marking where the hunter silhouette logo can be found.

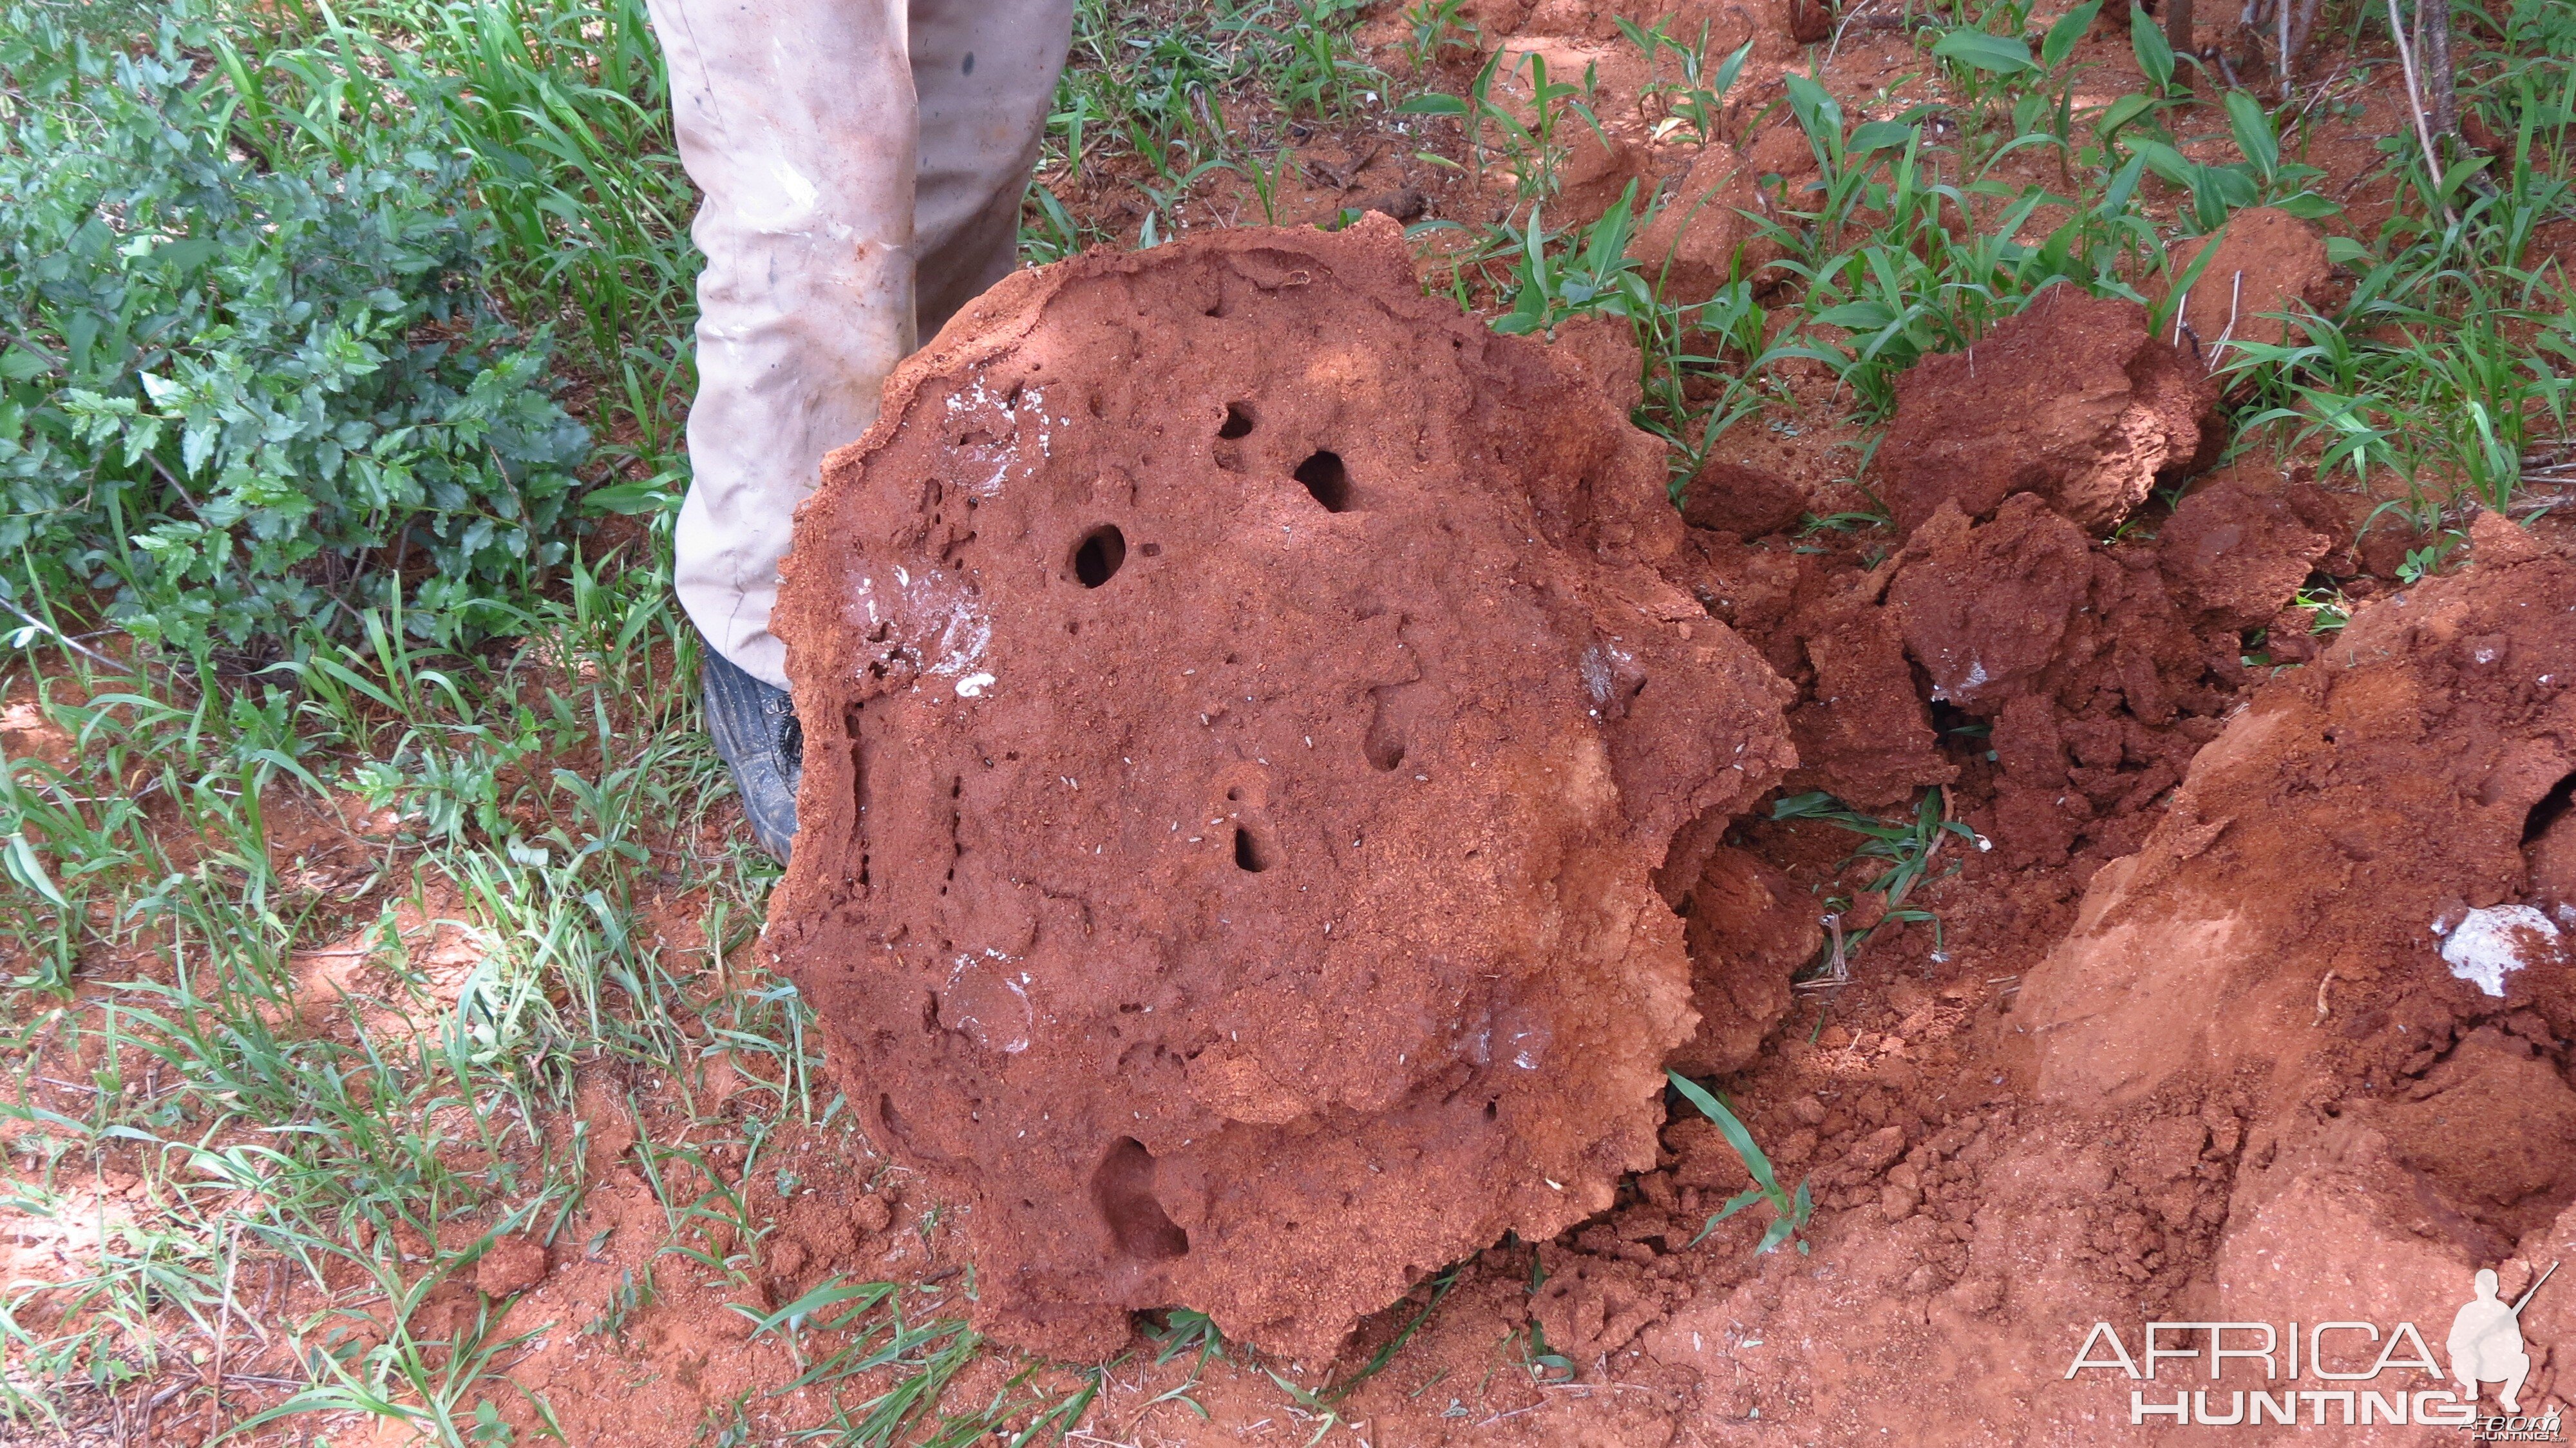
[2449,1264,2551,1414]
[2062,1261,2564,1433]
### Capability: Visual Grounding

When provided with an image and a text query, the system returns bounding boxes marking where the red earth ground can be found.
[8,0,2571,1443]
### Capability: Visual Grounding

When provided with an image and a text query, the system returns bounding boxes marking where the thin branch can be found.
[2384,0,2457,227]
[0,593,139,676]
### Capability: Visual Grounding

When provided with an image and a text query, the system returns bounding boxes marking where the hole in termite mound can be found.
[1233,824,1273,873]
[1073,526,1127,587]
[1294,452,1352,512]
[1090,1137,1189,1262]
[2521,770,2576,846]
[1218,403,1255,439]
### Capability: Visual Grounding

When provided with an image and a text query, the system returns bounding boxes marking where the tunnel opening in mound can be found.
[1072,524,1127,587]
[2523,770,2576,847]
[1294,450,1353,511]
[1092,1137,1191,1262]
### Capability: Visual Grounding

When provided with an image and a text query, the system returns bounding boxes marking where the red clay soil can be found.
[2150,204,2342,359]
[1875,285,2221,535]
[1678,459,1808,539]
[697,250,2576,1440]
[764,218,1797,1361]
[1626,144,1787,303]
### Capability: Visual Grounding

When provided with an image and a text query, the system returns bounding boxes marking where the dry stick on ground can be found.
[2385,0,2458,226]
[2207,269,2246,369]
[0,593,137,675]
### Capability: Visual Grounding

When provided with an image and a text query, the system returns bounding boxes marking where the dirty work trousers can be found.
[647,0,1076,689]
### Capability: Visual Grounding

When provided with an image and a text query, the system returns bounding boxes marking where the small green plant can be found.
[2397,530,2466,583]
[1491,187,1651,336]
[1402,0,1479,71]
[2121,90,2338,233]
[1667,1071,1814,1253]
[1245,0,1379,119]
[2294,583,2353,633]
[1615,19,1755,147]
[1774,788,1976,906]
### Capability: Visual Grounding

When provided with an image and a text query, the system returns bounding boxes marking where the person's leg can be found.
[649,0,915,857]
[653,0,916,692]
[908,0,1076,340]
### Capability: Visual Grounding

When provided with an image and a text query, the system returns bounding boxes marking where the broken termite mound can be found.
[766,217,1796,1360]
[2016,510,2576,1361]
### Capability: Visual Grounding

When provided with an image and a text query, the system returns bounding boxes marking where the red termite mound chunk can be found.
[1679,459,1808,538]
[2150,205,2336,357]
[1671,846,1819,1076]
[767,218,1796,1360]
[2156,475,2334,631]
[1876,286,2219,537]
[1888,495,2097,714]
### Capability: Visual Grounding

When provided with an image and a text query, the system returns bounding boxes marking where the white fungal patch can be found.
[2438,904,2557,996]
[942,374,1049,495]
[943,949,1032,1054]
[956,672,996,699]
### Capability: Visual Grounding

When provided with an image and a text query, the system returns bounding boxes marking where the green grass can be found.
[1665,1071,1814,1255]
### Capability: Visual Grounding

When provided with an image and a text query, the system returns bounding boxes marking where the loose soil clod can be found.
[2152,204,2340,359]
[1875,285,2221,536]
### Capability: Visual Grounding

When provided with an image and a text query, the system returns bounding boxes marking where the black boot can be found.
[702,647,801,861]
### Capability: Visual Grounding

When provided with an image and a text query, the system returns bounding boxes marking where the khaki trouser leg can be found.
[910,0,1075,339]
[654,0,1073,689]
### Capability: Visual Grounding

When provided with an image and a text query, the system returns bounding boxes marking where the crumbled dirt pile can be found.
[1626,146,1788,303]
[2023,511,2576,1259]
[766,216,1795,1360]
[1879,476,2334,868]
[1875,285,2220,535]
[1447,516,2576,1441]
[1667,845,1818,1076]
[1669,286,2350,865]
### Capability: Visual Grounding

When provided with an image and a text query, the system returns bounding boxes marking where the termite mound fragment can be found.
[768,218,1795,1359]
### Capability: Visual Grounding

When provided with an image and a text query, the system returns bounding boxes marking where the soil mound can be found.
[2023,509,2576,1289]
[1670,845,1819,1075]
[766,217,1795,1360]
[1678,457,1806,538]
[2152,205,2337,357]
[1875,285,2219,536]
[1627,146,1784,305]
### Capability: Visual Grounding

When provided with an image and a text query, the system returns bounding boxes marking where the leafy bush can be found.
[0,6,588,658]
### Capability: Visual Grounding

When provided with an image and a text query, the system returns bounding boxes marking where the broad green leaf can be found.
[1785,73,1845,153]
[2131,138,2195,185]
[2436,153,2495,199]
[5,832,68,910]
[1848,120,1922,154]
[2095,91,2160,142]
[2223,89,2278,178]
[1933,27,2036,73]
[2129,4,2174,93]
[2041,0,2103,69]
